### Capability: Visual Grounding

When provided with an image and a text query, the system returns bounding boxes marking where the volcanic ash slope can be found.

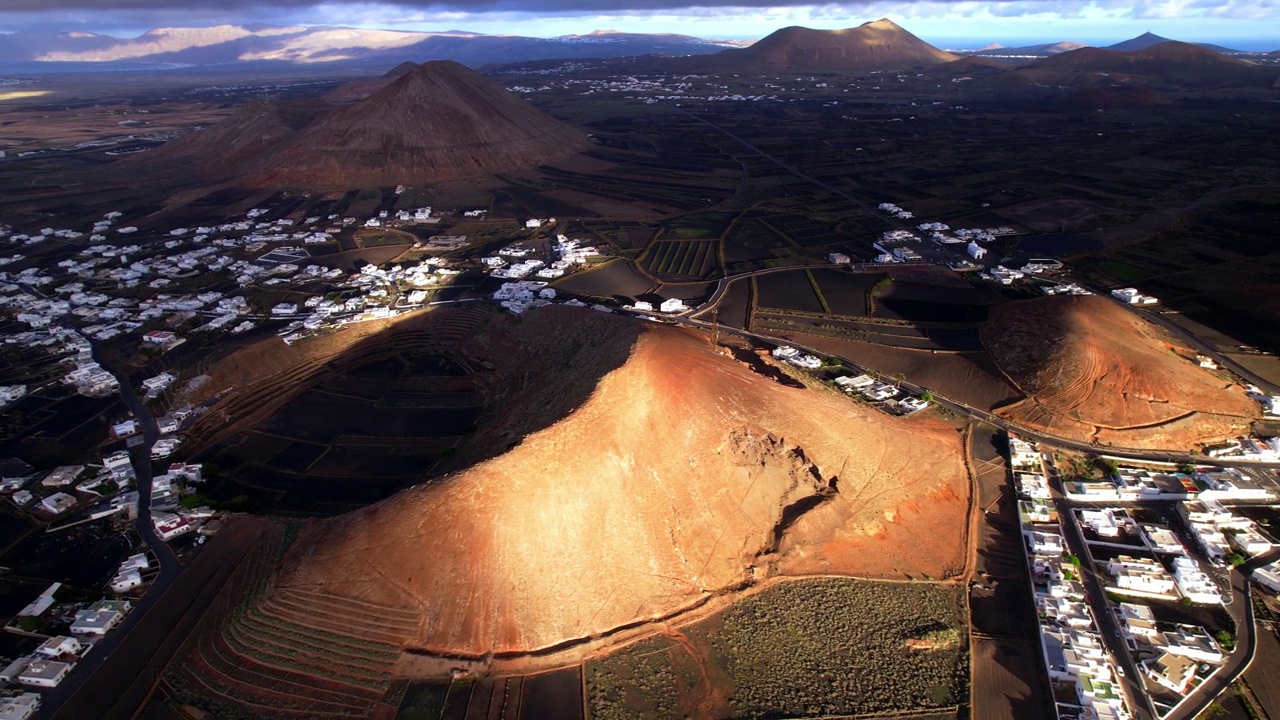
[260,60,590,189]
[985,294,1258,449]
[277,313,968,657]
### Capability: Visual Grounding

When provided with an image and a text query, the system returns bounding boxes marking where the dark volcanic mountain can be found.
[260,60,590,189]
[143,98,329,169]
[971,41,1089,57]
[683,19,958,72]
[144,60,588,190]
[1019,42,1271,87]
[324,60,421,102]
[1106,32,1240,54]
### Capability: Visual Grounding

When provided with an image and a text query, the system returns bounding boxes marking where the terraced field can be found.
[164,525,415,718]
[642,239,719,279]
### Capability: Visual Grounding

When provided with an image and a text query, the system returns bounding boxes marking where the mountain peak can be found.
[863,18,904,30]
[258,59,590,190]
[716,19,958,71]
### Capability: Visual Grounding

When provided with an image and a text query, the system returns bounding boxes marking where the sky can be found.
[0,0,1277,50]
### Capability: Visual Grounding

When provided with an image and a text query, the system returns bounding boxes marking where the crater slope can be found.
[984,294,1258,449]
[265,307,968,659]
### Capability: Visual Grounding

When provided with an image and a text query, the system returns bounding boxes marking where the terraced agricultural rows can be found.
[186,306,494,454]
[165,524,416,718]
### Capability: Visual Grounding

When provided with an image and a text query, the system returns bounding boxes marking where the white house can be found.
[1172,557,1223,604]
[1144,653,1197,694]
[967,241,986,260]
[0,693,39,720]
[659,298,686,313]
[828,252,851,264]
[70,600,131,636]
[35,636,81,659]
[110,568,143,593]
[1106,556,1176,597]
[38,492,76,515]
[17,659,72,688]
[1251,560,1280,594]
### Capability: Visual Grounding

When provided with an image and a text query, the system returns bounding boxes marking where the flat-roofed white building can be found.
[71,599,131,636]
[1106,556,1176,598]
[1016,473,1051,500]
[1154,623,1225,664]
[0,693,39,720]
[1144,652,1197,694]
[1008,436,1040,468]
[1253,560,1280,594]
[17,659,71,688]
[1141,525,1185,555]
[1080,508,1122,537]
[36,635,81,658]
[1025,528,1064,556]
[1117,603,1159,638]
[1229,528,1273,557]
[1173,557,1223,604]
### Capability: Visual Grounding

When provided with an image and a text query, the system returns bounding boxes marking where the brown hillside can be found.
[137,98,327,172]
[1019,41,1271,86]
[273,308,969,658]
[985,295,1258,449]
[687,19,957,72]
[323,60,419,103]
[260,60,590,190]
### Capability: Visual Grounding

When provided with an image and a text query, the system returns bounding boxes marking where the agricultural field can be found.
[392,669,580,720]
[659,210,737,239]
[722,215,792,265]
[1074,197,1280,355]
[586,578,967,720]
[642,239,719,280]
[553,259,656,301]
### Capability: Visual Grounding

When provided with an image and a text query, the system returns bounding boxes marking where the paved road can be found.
[1040,453,1158,720]
[1131,305,1280,396]
[667,312,1280,472]
[33,332,181,720]
[1164,550,1278,720]
[1041,449,1279,720]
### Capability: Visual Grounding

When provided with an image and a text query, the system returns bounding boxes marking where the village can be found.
[0,154,1277,720]
[1008,433,1280,720]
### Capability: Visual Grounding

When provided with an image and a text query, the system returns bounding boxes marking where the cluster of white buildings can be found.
[109,553,151,593]
[771,345,822,370]
[877,202,914,220]
[1180,496,1273,568]
[831,373,930,414]
[0,596,133,696]
[1111,287,1158,305]
[1113,602,1227,695]
[1014,437,1132,720]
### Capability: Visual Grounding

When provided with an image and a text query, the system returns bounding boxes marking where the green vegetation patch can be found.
[586,579,967,720]
[693,579,968,718]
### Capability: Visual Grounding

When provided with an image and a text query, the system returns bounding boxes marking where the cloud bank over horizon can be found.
[0,0,1275,49]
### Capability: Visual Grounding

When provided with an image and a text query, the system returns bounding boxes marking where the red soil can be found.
[985,295,1258,449]
[272,308,969,658]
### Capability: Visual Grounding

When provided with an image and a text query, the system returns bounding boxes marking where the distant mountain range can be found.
[0,25,747,70]
[0,22,1269,74]
[965,31,1245,58]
